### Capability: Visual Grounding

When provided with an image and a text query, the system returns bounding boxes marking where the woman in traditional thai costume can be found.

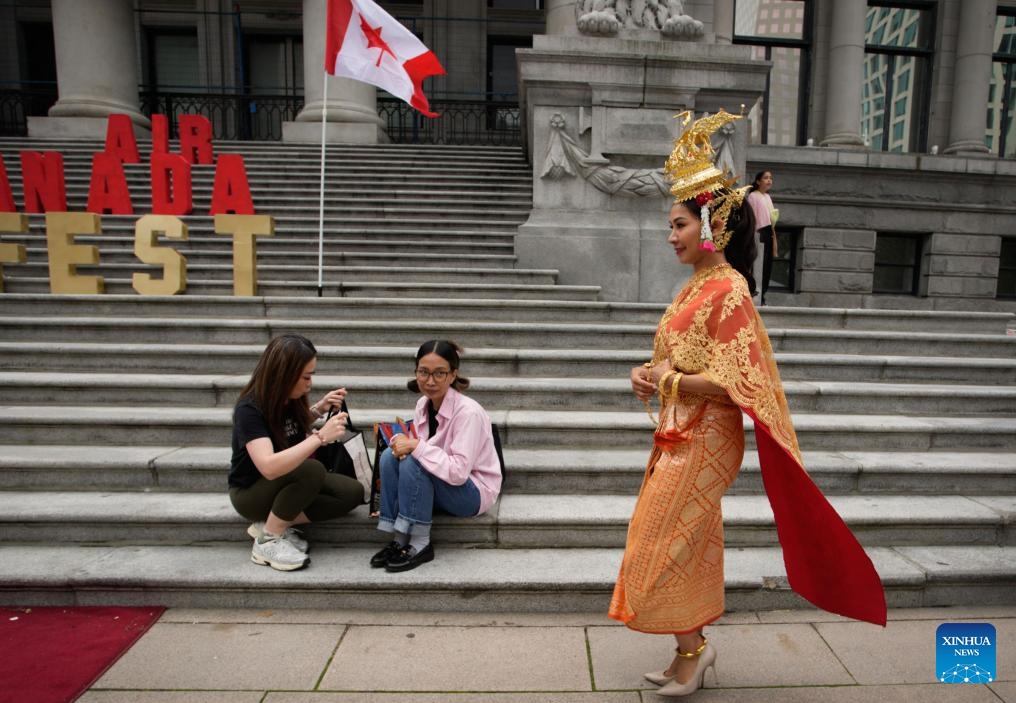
[608,111,886,697]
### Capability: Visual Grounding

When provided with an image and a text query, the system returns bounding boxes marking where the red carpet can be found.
[0,606,165,703]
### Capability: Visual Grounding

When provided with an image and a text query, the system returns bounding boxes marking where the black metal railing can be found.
[0,85,58,137]
[138,90,303,141]
[0,87,521,146]
[380,97,521,146]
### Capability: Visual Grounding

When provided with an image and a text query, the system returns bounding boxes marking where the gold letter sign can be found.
[214,214,274,296]
[0,213,28,293]
[133,214,188,295]
[46,212,103,294]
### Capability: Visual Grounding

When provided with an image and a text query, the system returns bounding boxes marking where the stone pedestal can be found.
[517,34,767,302]
[284,0,385,144]
[31,0,149,137]
[28,116,151,140]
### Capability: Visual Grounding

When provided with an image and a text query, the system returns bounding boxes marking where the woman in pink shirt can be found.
[746,170,777,305]
[370,340,503,572]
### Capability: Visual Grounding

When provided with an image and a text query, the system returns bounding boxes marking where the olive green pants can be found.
[229,459,363,523]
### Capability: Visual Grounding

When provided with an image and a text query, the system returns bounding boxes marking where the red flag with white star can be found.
[324,0,446,117]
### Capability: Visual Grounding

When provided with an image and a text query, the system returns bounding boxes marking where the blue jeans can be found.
[377,448,481,540]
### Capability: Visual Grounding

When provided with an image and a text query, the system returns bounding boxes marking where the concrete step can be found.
[0,278,603,300]
[503,448,1016,496]
[0,491,1011,549]
[0,317,657,347]
[1,343,1013,385]
[0,542,1011,612]
[3,262,553,284]
[8,229,520,250]
[0,373,1012,416]
[1,444,1012,496]
[0,406,1012,451]
[1,151,531,171]
[31,192,534,209]
[9,213,527,231]
[0,294,1011,334]
[2,315,1013,357]
[3,151,532,170]
[16,246,521,268]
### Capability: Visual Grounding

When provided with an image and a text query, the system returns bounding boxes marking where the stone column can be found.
[714,0,734,44]
[820,0,866,149]
[944,0,995,155]
[545,0,577,35]
[30,0,149,137]
[283,0,385,143]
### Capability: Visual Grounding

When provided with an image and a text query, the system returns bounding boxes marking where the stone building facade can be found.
[1,0,1014,309]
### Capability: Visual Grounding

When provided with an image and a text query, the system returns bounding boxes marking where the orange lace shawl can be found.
[653,264,887,626]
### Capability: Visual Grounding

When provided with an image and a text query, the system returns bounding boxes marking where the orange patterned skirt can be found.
[609,397,745,634]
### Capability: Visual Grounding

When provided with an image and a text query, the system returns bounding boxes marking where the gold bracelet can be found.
[658,370,676,402]
[670,372,683,401]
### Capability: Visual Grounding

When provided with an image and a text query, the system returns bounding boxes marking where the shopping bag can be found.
[319,401,372,503]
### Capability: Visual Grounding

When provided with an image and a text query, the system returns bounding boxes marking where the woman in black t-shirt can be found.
[229,333,363,571]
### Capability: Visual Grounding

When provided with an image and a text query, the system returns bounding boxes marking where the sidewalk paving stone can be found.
[94,622,343,690]
[688,684,1005,702]
[75,606,1016,701]
[320,625,591,692]
[81,695,263,703]
[265,695,641,702]
[588,622,854,690]
[816,616,1014,685]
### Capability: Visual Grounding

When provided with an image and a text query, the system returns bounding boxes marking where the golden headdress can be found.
[663,109,747,251]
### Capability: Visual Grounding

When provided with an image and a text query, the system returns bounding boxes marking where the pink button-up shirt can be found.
[409,387,503,515]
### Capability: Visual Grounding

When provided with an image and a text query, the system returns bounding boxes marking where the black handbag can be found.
[317,401,372,503]
[491,422,506,478]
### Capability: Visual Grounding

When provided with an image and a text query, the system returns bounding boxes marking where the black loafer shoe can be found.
[384,543,434,572]
[370,541,404,568]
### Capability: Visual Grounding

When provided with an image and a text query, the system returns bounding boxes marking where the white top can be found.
[747,190,774,230]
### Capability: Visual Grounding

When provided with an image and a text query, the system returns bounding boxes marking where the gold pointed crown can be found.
[663,108,747,251]
[664,108,742,202]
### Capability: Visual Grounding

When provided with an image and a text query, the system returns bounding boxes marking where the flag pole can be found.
[317,69,328,298]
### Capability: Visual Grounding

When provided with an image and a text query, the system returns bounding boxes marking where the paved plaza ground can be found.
[78,605,1015,702]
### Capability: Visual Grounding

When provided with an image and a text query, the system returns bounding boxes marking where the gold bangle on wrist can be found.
[658,370,676,401]
[670,372,683,401]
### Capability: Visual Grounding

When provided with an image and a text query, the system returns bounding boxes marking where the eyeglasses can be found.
[415,368,451,382]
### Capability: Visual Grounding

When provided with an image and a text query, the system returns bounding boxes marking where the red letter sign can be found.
[151,153,193,216]
[210,154,254,215]
[151,114,170,156]
[178,114,214,164]
[0,154,15,212]
[20,151,67,213]
[86,153,134,215]
[104,114,140,164]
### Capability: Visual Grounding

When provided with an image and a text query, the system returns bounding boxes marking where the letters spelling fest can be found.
[0,114,274,295]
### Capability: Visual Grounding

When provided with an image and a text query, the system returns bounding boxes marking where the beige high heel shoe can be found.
[655,640,716,697]
[644,664,677,686]
[644,643,685,686]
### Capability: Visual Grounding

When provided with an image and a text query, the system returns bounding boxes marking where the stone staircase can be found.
[0,138,1014,613]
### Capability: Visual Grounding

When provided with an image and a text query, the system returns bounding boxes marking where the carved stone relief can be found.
[574,0,704,39]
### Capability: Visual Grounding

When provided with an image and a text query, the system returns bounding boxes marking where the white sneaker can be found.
[247,521,309,553]
[251,534,309,571]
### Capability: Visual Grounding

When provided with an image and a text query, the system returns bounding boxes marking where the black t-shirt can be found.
[229,397,305,489]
